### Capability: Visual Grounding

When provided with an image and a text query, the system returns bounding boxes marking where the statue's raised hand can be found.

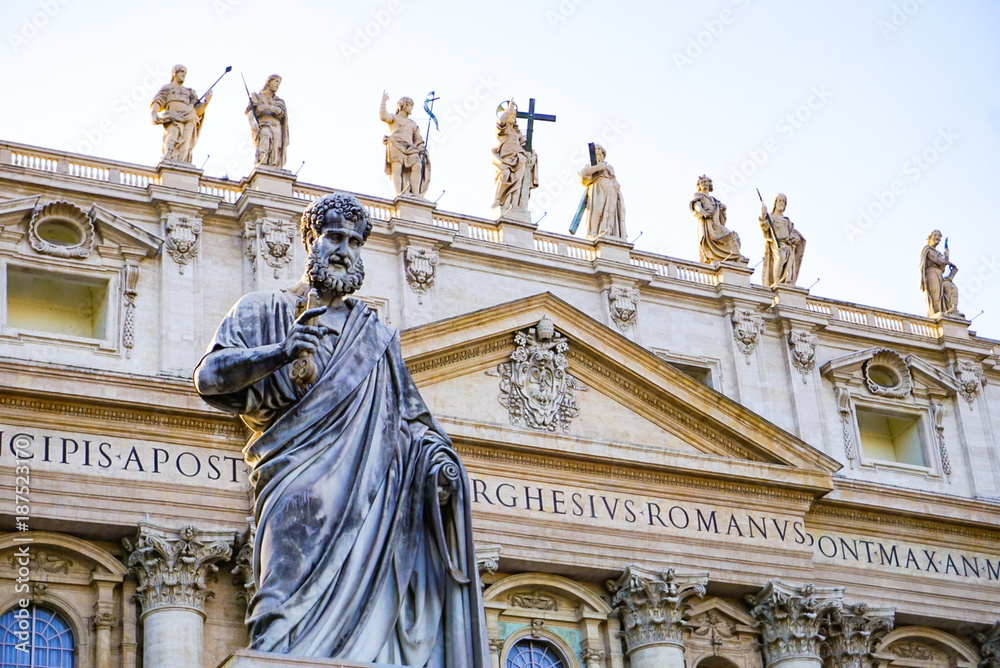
[282,306,329,362]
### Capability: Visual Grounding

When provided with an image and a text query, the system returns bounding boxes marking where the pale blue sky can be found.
[4,0,999,338]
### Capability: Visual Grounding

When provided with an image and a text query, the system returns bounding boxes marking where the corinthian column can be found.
[123,522,235,668]
[607,564,708,668]
[748,581,844,668]
[976,622,1000,668]
[821,602,895,668]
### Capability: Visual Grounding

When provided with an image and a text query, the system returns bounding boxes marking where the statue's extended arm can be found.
[194,306,328,396]
[379,92,394,124]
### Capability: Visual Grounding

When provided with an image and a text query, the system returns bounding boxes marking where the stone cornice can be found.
[810,499,1000,544]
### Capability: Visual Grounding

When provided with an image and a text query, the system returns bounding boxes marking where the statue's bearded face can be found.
[306,212,365,296]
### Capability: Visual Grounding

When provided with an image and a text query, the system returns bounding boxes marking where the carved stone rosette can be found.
[606,565,708,655]
[820,602,894,668]
[748,581,844,668]
[732,309,764,363]
[164,214,202,274]
[956,360,987,406]
[609,286,640,332]
[976,622,1000,668]
[404,246,439,303]
[231,517,256,607]
[123,522,235,616]
[789,331,819,382]
[489,316,586,432]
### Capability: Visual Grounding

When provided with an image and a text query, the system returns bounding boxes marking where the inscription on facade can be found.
[0,426,247,486]
[469,475,1000,583]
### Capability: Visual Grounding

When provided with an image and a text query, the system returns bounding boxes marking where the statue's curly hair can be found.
[299,192,372,248]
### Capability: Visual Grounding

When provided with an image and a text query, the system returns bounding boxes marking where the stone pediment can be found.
[402,293,841,481]
[821,347,959,398]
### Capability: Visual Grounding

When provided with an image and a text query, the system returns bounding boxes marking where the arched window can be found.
[0,605,75,668]
[506,638,568,668]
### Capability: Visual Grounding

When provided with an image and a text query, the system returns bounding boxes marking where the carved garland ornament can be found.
[608,286,640,332]
[404,247,439,303]
[508,592,558,611]
[931,402,953,478]
[692,610,736,652]
[862,349,913,398]
[956,360,987,406]
[835,387,857,468]
[489,316,586,432]
[123,523,234,613]
[732,309,763,363]
[122,265,139,357]
[789,330,819,381]
[28,200,96,258]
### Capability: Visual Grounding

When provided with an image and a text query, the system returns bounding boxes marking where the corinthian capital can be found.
[748,580,844,667]
[977,622,1000,668]
[606,564,708,655]
[123,522,235,616]
[821,602,895,668]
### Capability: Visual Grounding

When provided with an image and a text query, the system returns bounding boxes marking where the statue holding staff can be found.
[758,191,806,287]
[246,74,289,169]
[380,92,430,197]
[151,65,227,163]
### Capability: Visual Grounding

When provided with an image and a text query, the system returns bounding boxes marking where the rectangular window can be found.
[669,361,714,389]
[856,409,926,466]
[6,266,109,340]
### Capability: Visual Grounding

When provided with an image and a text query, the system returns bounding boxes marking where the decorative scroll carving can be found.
[164,214,202,273]
[789,331,819,381]
[231,517,256,607]
[28,200,96,259]
[835,387,857,468]
[820,602,894,668]
[931,401,952,478]
[476,544,501,576]
[123,522,234,614]
[489,638,505,655]
[862,349,913,398]
[7,550,73,573]
[122,265,139,357]
[404,246,439,303]
[732,309,763,363]
[975,622,1000,668]
[260,218,296,278]
[692,610,735,653]
[609,286,640,332]
[488,316,586,432]
[92,611,120,630]
[509,592,557,611]
[581,639,607,668]
[607,565,707,654]
[956,360,987,406]
[748,581,843,667]
[530,619,545,638]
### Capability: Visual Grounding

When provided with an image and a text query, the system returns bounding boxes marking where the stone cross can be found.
[516,98,556,153]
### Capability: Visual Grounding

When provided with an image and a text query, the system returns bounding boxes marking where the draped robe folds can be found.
[760,212,805,287]
[581,164,626,240]
[691,192,742,263]
[920,245,949,315]
[197,291,489,667]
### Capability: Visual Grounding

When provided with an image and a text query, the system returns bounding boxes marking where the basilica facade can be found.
[0,138,997,668]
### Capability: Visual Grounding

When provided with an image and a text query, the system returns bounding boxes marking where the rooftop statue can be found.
[380,92,430,197]
[150,64,212,164]
[194,193,489,666]
[492,99,537,213]
[690,175,747,264]
[246,74,289,169]
[760,193,806,287]
[572,143,627,241]
[920,229,961,317]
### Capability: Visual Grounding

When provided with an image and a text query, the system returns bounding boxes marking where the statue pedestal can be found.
[218,649,408,668]
[594,236,633,265]
[248,165,295,197]
[394,194,437,226]
[157,160,203,192]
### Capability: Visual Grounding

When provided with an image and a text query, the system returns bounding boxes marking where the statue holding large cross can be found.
[491,98,556,221]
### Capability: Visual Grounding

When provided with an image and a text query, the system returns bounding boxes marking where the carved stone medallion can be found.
[732,309,764,363]
[28,200,96,259]
[164,214,202,274]
[404,246,439,303]
[489,316,586,432]
[789,330,819,381]
[956,360,987,406]
[862,349,913,398]
[609,286,640,332]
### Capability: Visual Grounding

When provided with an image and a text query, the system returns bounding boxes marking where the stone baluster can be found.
[607,565,708,668]
[821,602,895,668]
[123,522,235,668]
[748,581,844,668]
